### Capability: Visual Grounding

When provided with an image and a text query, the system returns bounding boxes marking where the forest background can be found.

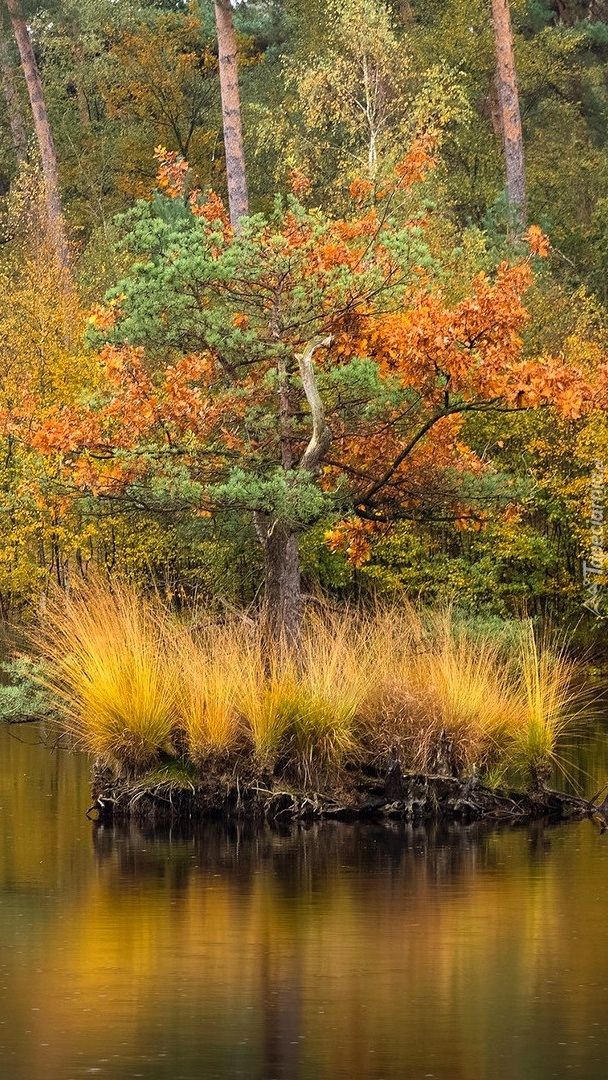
[0,0,607,651]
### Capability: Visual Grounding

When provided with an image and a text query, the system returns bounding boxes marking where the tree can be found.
[491,0,526,229]
[289,0,413,185]
[213,0,248,227]
[99,9,219,200]
[19,145,607,642]
[4,0,69,269]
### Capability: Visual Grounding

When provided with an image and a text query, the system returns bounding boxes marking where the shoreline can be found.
[90,762,595,827]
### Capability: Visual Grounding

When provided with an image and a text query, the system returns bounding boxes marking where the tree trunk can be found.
[255,513,302,647]
[491,0,526,230]
[5,0,70,268]
[0,31,27,162]
[254,337,332,645]
[213,0,249,229]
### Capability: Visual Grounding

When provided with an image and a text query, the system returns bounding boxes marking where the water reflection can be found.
[2,725,608,1079]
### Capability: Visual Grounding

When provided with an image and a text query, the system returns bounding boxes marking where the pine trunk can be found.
[491,0,526,230]
[0,31,27,161]
[6,0,70,268]
[255,514,302,647]
[213,0,249,229]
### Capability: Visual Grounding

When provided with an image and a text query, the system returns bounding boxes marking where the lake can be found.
[1,721,608,1080]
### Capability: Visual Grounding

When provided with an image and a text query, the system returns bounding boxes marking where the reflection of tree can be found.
[259,938,302,1080]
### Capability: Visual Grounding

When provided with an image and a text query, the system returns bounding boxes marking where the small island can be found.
[26,581,595,827]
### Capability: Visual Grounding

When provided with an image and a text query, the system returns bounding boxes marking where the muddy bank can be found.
[90,761,594,826]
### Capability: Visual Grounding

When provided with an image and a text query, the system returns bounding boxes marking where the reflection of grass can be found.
[36,583,582,791]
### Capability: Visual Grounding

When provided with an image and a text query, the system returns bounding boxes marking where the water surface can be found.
[1,723,608,1080]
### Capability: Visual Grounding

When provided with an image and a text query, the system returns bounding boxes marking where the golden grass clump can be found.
[34,581,581,793]
[360,608,576,785]
[231,612,370,782]
[411,615,524,775]
[508,623,577,786]
[237,654,300,764]
[361,606,523,775]
[38,583,178,772]
[171,624,242,763]
[280,612,371,783]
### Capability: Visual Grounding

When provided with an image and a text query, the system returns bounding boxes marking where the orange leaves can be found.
[394,132,437,189]
[288,168,312,197]
[453,503,487,532]
[29,408,102,456]
[504,357,592,419]
[325,519,379,567]
[154,146,189,199]
[87,296,124,332]
[154,147,230,231]
[360,260,533,399]
[191,191,230,229]
[524,225,550,259]
[349,178,374,203]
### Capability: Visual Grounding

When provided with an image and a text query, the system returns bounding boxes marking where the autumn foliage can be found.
[21,153,606,572]
[0,145,606,624]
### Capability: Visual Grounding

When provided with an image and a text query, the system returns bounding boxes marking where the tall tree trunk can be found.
[0,31,27,162]
[491,0,526,230]
[213,0,249,229]
[5,0,70,268]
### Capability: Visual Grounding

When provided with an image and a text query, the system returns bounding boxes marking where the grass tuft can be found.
[171,624,242,763]
[508,623,576,787]
[37,582,178,772]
